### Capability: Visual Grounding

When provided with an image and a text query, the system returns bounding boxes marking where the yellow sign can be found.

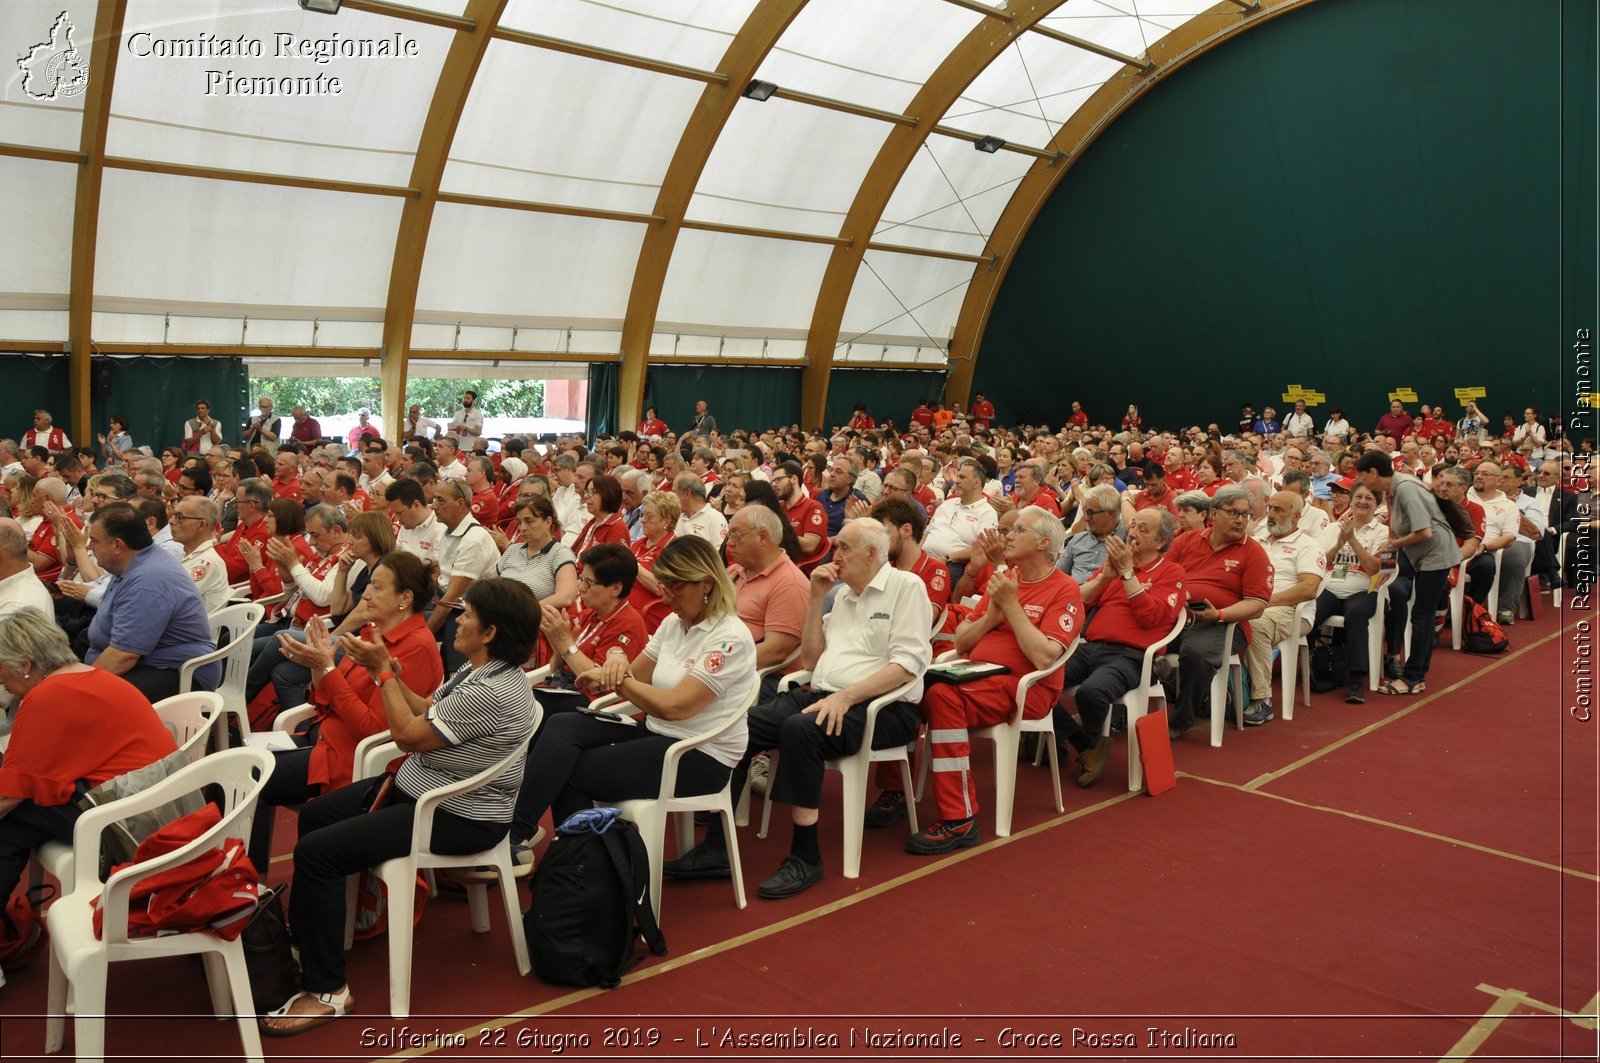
[1582,392,1600,409]
[1281,385,1327,406]
[1388,388,1418,402]
[1453,387,1487,405]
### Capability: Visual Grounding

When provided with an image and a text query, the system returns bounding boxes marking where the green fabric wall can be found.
[90,357,250,456]
[824,369,948,432]
[643,365,802,434]
[0,355,72,444]
[975,0,1577,432]
[587,362,618,440]
[1563,0,1598,437]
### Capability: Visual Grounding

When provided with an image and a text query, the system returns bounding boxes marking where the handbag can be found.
[241,886,298,1013]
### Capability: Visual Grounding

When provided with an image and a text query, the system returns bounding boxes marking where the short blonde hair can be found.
[0,607,78,676]
[642,490,680,525]
[650,535,737,620]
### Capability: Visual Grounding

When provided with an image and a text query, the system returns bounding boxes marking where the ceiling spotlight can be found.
[743,80,779,102]
[299,0,341,13]
[974,135,1006,154]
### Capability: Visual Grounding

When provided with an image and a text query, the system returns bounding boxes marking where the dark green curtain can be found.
[824,369,948,432]
[90,356,249,456]
[586,362,618,440]
[976,0,1565,430]
[643,365,801,434]
[1563,0,1598,438]
[0,354,71,442]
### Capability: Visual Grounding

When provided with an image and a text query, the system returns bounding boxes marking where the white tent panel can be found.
[444,41,701,215]
[838,251,973,347]
[416,203,647,324]
[876,137,1032,252]
[0,310,67,341]
[757,0,982,115]
[94,169,403,312]
[941,33,1124,148]
[688,97,890,238]
[657,229,832,333]
[498,0,752,73]
[1,0,97,150]
[108,1,452,186]
[648,332,807,360]
[1038,0,1219,60]
[0,157,76,297]
[836,341,948,366]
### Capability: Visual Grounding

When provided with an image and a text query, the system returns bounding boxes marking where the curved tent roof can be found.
[2,0,1300,431]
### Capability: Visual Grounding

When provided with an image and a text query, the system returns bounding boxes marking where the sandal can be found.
[260,987,353,1037]
[1378,679,1426,696]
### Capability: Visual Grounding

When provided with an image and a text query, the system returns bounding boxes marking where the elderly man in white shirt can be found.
[430,479,502,669]
[0,518,53,618]
[1495,463,1544,623]
[922,457,998,579]
[1467,461,1525,619]
[664,518,931,900]
[673,472,728,546]
[1243,491,1327,726]
[168,495,230,613]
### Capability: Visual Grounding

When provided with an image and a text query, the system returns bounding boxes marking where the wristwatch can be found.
[561,643,583,659]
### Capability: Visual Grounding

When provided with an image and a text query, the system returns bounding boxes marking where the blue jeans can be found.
[246,627,341,716]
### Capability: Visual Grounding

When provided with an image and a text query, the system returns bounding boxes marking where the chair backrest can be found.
[182,603,262,708]
[207,601,265,644]
[1142,610,1189,678]
[407,740,533,855]
[75,747,274,943]
[151,691,223,765]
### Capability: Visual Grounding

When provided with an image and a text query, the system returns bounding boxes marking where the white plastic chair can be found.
[757,670,921,879]
[612,704,750,921]
[183,601,265,749]
[33,692,224,899]
[1322,571,1397,691]
[965,641,1076,837]
[356,725,539,1018]
[1485,549,1505,618]
[44,747,275,1063]
[1276,598,1318,721]
[1203,622,1247,748]
[1072,612,1185,793]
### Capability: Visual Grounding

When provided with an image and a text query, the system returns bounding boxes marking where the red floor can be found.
[3,597,1595,1062]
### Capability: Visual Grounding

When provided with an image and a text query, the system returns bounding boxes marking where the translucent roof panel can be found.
[876,137,1033,256]
[657,229,832,335]
[1,0,98,151]
[106,2,455,186]
[443,41,703,215]
[95,169,403,315]
[1038,0,1222,62]
[687,97,891,237]
[498,0,753,73]
[0,156,77,302]
[756,0,982,115]
[940,33,1125,149]
[838,251,974,348]
[415,203,647,327]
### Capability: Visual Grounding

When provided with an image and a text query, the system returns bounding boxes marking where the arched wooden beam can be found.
[615,0,810,432]
[67,0,129,442]
[377,0,507,435]
[943,0,1314,409]
[798,0,1072,428]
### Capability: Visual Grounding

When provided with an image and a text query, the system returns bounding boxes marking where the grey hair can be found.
[1083,484,1121,513]
[1147,507,1179,547]
[672,472,707,500]
[0,607,78,675]
[237,477,272,509]
[180,495,220,529]
[1016,505,1068,560]
[736,503,783,542]
[1175,490,1212,513]
[552,454,577,472]
[0,521,27,560]
[1435,465,1472,490]
[843,516,890,563]
[307,504,348,532]
[1210,484,1250,512]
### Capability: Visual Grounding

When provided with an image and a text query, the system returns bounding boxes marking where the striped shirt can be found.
[497,538,577,601]
[395,660,536,821]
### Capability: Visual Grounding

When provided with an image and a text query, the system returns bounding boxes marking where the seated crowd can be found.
[0,391,1587,1018]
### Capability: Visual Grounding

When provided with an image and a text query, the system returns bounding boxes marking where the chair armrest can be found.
[408,743,525,855]
[756,646,802,679]
[524,662,555,686]
[1011,638,1078,723]
[858,675,921,752]
[934,648,960,664]
[356,735,401,781]
[776,670,813,693]
[273,704,315,733]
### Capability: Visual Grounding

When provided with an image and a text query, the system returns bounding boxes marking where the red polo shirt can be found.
[786,494,830,571]
[1165,529,1273,641]
[1084,555,1187,650]
[966,569,1083,709]
[908,550,952,613]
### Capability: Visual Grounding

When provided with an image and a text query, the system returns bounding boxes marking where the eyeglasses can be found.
[1215,507,1252,519]
[578,575,597,590]
[170,513,209,524]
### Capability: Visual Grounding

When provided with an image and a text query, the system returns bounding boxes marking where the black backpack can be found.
[525,819,666,988]
[1308,632,1349,693]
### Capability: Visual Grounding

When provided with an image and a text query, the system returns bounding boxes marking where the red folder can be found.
[1134,712,1176,796]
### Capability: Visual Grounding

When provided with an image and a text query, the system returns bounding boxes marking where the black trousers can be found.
[1312,590,1379,676]
[0,792,83,905]
[1402,567,1453,684]
[511,713,729,842]
[1166,623,1247,733]
[290,777,506,994]
[247,744,319,874]
[1055,641,1146,751]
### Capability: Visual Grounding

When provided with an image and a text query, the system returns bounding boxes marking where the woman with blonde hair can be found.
[508,535,756,855]
[627,490,679,630]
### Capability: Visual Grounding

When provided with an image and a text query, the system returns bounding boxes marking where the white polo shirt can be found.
[922,496,998,561]
[0,565,54,618]
[180,540,231,614]
[1260,527,1326,597]
[812,563,932,702]
[676,504,728,547]
[642,609,756,767]
[396,511,447,560]
[436,514,500,592]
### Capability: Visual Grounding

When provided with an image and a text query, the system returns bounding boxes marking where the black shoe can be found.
[756,854,823,899]
[1383,654,1404,680]
[863,790,908,829]
[1345,678,1366,704]
[662,843,731,880]
[906,818,981,856]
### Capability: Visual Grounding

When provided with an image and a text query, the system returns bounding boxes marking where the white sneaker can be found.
[749,753,771,795]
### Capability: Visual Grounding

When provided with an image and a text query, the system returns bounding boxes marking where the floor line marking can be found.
[1181,772,1600,882]
[379,789,1141,1058]
[1242,622,1575,792]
